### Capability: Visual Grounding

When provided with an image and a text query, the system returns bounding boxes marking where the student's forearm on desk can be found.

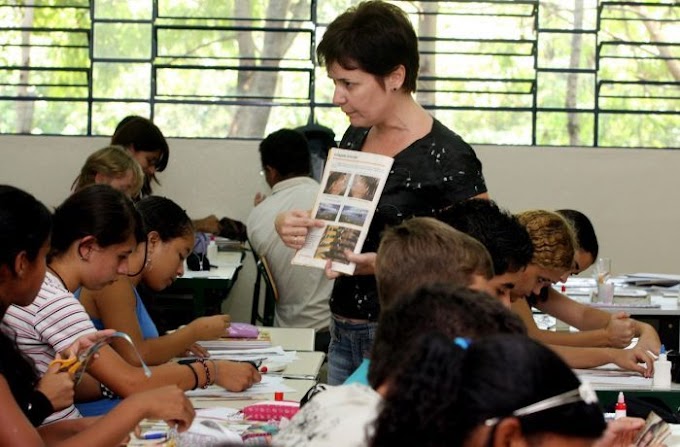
[551,345,652,376]
[116,326,203,367]
[88,346,198,396]
[538,289,610,330]
[46,401,149,447]
[515,300,619,347]
[551,345,615,369]
[530,328,612,348]
[37,417,100,445]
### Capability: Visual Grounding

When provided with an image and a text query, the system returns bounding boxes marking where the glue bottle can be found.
[207,234,218,266]
[652,344,672,390]
[614,392,627,419]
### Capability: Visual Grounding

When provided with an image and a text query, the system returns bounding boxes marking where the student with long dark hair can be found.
[0,185,194,446]
[372,333,608,447]
[79,195,230,367]
[2,185,259,420]
[111,116,169,198]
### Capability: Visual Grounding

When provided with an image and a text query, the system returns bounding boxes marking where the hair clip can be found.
[453,337,471,350]
[484,381,598,427]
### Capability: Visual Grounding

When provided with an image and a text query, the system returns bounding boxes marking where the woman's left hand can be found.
[324,250,376,279]
[63,329,116,358]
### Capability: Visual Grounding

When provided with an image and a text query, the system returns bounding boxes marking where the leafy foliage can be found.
[0,0,676,147]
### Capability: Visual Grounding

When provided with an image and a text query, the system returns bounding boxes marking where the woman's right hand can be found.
[36,362,75,411]
[324,250,377,279]
[189,314,231,340]
[130,386,195,432]
[275,210,324,249]
[214,360,261,391]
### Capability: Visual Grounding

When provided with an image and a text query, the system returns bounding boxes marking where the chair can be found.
[249,242,278,326]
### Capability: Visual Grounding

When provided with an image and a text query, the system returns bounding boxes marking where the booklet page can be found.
[291,148,394,275]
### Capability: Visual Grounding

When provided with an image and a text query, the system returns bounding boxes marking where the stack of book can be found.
[200,331,272,350]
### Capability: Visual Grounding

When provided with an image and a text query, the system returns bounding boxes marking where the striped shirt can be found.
[1,271,96,423]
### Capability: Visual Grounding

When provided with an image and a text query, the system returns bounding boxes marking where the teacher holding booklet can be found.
[275,0,488,384]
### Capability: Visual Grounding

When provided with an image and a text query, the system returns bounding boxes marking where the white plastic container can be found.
[652,346,672,390]
[206,236,218,266]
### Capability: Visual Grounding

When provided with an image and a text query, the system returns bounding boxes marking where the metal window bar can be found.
[0,0,676,147]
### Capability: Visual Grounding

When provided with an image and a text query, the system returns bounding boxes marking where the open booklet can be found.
[291,148,394,275]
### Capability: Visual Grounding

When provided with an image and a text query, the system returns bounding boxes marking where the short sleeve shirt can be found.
[330,119,487,320]
[2,272,96,423]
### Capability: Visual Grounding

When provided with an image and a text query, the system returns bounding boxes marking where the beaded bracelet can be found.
[185,363,199,390]
[198,358,213,389]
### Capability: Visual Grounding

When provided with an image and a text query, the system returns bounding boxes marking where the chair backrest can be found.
[250,244,278,326]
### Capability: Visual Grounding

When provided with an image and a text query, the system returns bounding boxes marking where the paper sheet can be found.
[186,375,295,398]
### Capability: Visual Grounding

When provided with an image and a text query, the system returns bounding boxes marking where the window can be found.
[0,0,677,147]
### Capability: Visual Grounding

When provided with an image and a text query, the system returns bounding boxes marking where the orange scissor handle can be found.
[49,356,81,376]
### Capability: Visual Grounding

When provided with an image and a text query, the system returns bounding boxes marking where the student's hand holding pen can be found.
[214,360,262,392]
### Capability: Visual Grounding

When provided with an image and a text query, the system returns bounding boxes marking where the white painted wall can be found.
[2,135,679,321]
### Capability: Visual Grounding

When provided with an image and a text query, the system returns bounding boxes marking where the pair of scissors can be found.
[49,347,99,385]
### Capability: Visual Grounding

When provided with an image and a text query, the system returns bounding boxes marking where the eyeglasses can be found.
[484,382,598,427]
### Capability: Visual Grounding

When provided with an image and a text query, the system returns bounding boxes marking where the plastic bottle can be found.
[614,392,627,419]
[206,235,218,266]
[652,344,672,390]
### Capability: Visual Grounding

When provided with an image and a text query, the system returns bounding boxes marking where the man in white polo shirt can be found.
[247,129,334,352]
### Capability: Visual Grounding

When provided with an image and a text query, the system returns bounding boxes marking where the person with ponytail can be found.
[273,283,525,447]
[371,333,641,447]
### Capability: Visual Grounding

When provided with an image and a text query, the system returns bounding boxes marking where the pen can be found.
[141,431,167,440]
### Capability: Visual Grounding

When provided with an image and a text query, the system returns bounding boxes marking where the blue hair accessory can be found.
[453,337,471,350]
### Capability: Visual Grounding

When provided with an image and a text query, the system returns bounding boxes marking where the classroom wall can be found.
[2,135,679,321]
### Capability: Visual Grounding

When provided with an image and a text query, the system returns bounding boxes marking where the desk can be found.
[589,295,680,351]
[555,285,680,351]
[603,294,680,352]
[188,352,324,410]
[127,351,323,446]
[577,368,680,413]
[264,327,317,352]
